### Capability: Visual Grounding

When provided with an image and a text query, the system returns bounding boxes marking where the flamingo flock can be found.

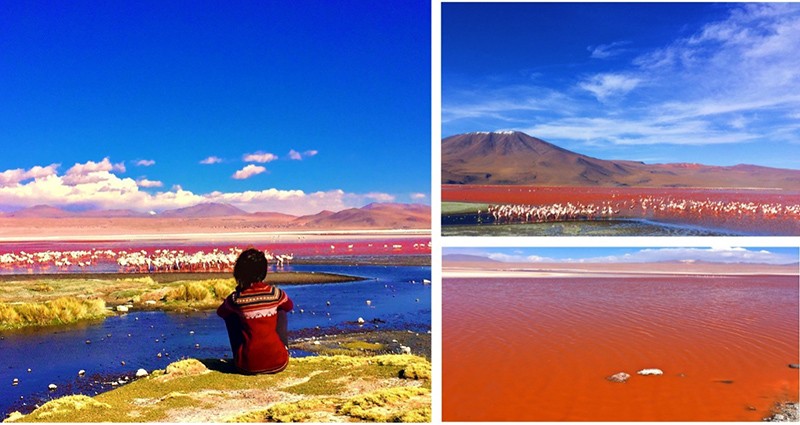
[485,196,800,227]
[0,247,294,273]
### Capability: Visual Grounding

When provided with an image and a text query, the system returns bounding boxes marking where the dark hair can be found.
[233,248,268,290]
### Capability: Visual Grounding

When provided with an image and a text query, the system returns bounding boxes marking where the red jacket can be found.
[217,283,293,373]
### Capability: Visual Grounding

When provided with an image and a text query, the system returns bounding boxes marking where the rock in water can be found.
[357,317,365,324]
[48,383,57,390]
[607,372,630,383]
[637,368,664,376]
[135,369,148,377]
[116,305,129,313]
[78,370,85,376]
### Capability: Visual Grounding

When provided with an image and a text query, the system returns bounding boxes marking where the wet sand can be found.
[443,274,799,421]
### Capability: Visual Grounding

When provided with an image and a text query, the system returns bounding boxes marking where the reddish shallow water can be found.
[443,276,799,421]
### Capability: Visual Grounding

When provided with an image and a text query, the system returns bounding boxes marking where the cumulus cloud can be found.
[136,178,163,188]
[410,193,427,200]
[0,162,390,216]
[232,164,267,180]
[62,158,126,185]
[199,156,222,165]
[66,157,125,176]
[135,159,155,167]
[0,164,59,186]
[243,152,278,163]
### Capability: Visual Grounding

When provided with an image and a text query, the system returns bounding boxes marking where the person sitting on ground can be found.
[217,248,293,374]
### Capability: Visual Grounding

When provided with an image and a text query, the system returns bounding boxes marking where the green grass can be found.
[441,201,490,215]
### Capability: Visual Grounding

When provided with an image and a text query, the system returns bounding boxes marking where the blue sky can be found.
[444,247,799,265]
[0,1,430,215]
[443,3,800,169]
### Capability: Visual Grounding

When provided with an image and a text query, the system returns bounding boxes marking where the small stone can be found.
[115,305,129,313]
[607,372,631,383]
[747,406,756,411]
[637,368,664,376]
[789,364,799,369]
[106,334,111,338]
[189,331,194,335]
[26,368,31,373]
[12,378,19,386]
[326,301,331,306]
[48,383,57,391]
[400,345,412,355]
[78,370,85,376]
[157,353,162,358]
[357,317,365,324]
[145,300,156,305]
[85,340,91,344]
[120,361,126,366]
[313,341,321,345]
[366,300,372,306]
[135,369,148,377]
[195,343,200,348]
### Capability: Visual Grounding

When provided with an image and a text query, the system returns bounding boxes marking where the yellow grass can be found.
[0,297,107,330]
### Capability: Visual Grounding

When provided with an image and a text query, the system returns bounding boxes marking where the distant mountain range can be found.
[1,202,431,229]
[442,131,800,189]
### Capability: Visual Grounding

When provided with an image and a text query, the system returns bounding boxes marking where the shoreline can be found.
[3,329,432,422]
[0,227,431,243]
[443,260,798,279]
[443,268,800,278]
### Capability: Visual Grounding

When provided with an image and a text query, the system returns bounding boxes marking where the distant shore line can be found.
[0,228,431,243]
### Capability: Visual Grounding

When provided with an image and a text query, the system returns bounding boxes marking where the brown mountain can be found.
[9,205,77,218]
[442,131,800,189]
[159,202,250,218]
[296,203,430,229]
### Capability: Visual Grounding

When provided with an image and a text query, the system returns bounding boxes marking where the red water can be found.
[443,276,800,421]
[442,185,800,235]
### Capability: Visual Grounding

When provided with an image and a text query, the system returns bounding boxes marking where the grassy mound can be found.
[7,354,431,423]
[0,297,107,330]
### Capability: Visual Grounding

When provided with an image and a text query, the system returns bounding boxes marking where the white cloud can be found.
[136,178,163,188]
[0,162,393,216]
[232,164,267,180]
[486,253,555,263]
[0,164,59,186]
[487,247,795,265]
[135,159,155,167]
[588,40,631,59]
[579,73,642,101]
[65,157,125,176]
[62,158,126,185]
[288,149,319,160]
[363,192,396,202]
[199,156,222,165]
[410,193,427,200]
[243,152,278,163]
